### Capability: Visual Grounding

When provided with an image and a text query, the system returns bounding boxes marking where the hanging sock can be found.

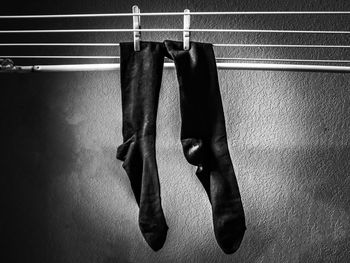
[164,40,246,254]
[117,42,168,251]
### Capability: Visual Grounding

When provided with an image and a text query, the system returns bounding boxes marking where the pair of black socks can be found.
[117,40,246,254]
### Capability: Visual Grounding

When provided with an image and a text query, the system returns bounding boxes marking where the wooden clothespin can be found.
[183,9,190,50]
[132,5,141,51]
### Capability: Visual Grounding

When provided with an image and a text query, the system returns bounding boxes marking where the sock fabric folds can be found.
[117,42,168,251]
[117,41,246,254]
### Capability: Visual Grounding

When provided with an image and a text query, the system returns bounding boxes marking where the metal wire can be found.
[213,44,350,48]
[1,11,350,19]
[216,58,350,63]
[0,43,121,46]
[1,43,350,48]
[3,63,350,73]
[0,55,120,59]
[1,28,350,34]
[3,55,350,64]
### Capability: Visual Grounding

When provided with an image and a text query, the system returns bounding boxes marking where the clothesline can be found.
[1,29,350,34]
[2,7,350,73]
[3,63,350,72]
[1,43,350,48]
[3,56,350,64]
[0,11,350,19]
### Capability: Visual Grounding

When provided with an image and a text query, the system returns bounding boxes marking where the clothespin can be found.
[183,9,190,50]
[0,58,15,71]
[132,5,141,51]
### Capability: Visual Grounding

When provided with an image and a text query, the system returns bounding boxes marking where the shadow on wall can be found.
[1,72,133,263]
[2,73,77,263]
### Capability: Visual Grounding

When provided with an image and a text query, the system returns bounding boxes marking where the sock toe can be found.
[214,216,246,254]
[139,221,169,251]
[217,226,246,254]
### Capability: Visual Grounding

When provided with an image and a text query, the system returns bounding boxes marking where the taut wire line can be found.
[1,43,350,48]
[3,55,350,64]
[216,58,350,63]
[1,28,350,34]
[0,11,350,19]
[3,63,350,73]
[0,55,120,59]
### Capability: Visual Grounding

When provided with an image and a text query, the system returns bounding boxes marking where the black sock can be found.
[117,42,168,251]
[164,40,246,254]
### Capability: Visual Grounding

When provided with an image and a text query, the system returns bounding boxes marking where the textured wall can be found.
[2,1,350,263]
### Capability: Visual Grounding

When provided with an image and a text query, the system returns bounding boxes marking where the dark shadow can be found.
[1,72,132,263]
[1,72,77,263]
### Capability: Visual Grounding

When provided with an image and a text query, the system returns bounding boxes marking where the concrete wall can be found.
[2,0,350,262]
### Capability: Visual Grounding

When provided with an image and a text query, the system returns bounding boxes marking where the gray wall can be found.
[2,0,350,262]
